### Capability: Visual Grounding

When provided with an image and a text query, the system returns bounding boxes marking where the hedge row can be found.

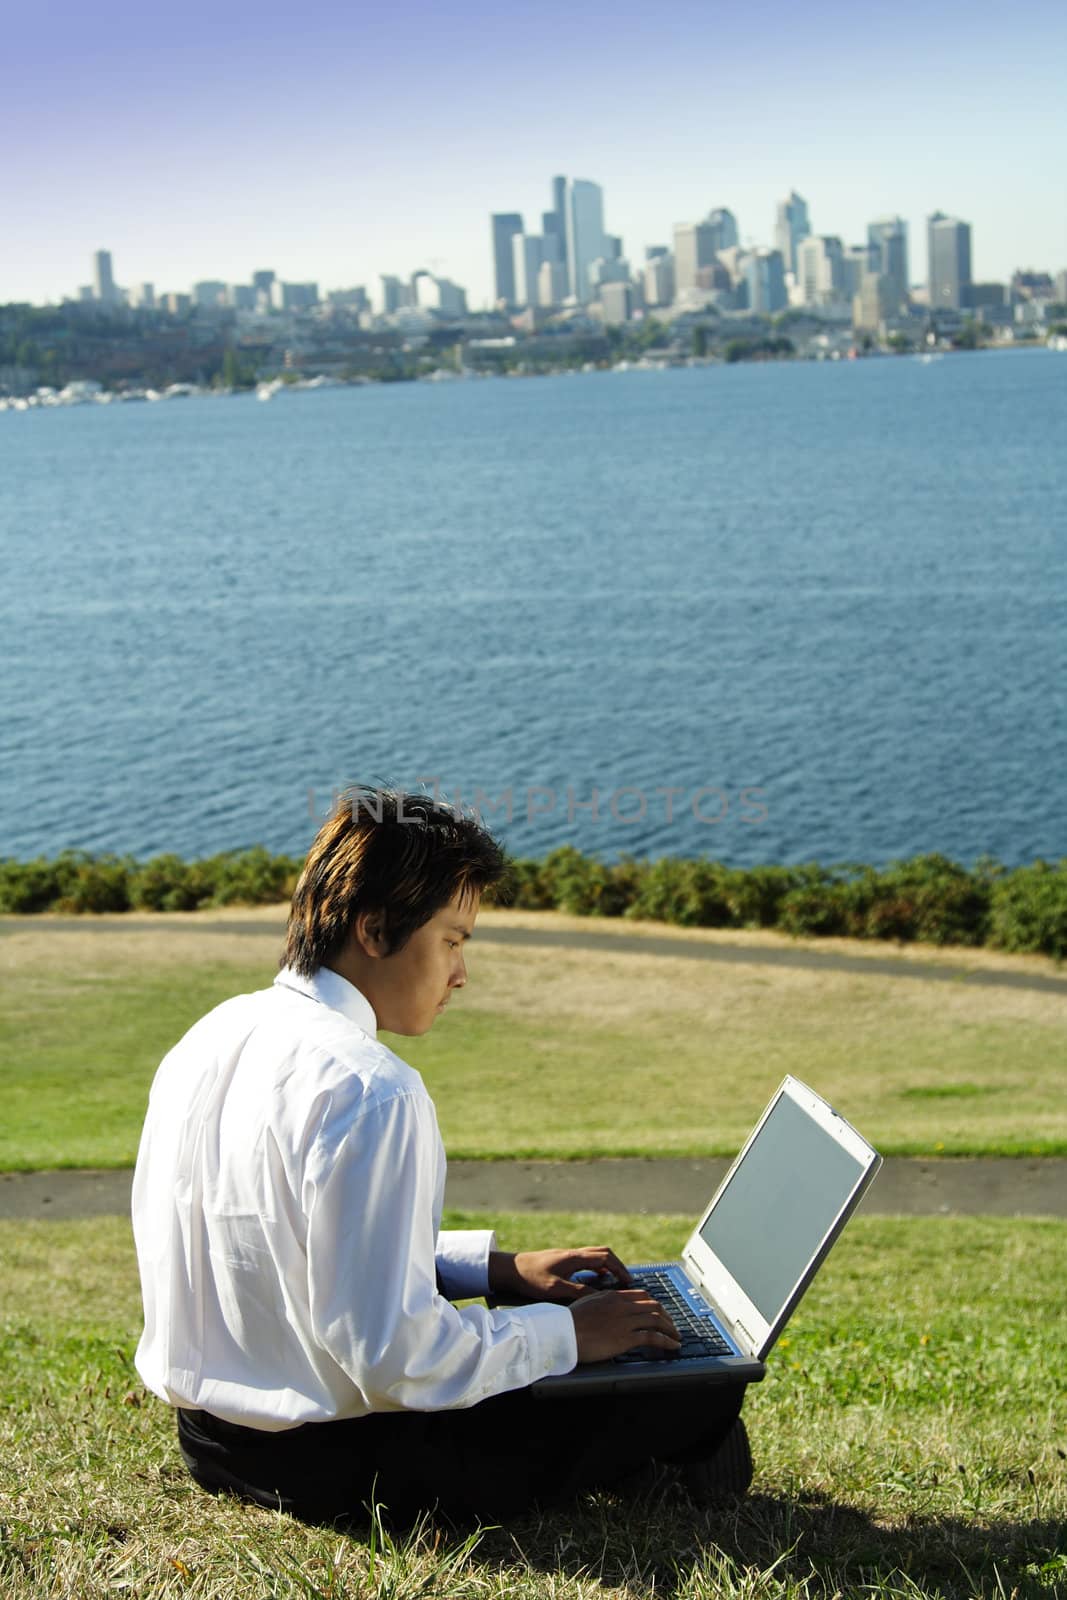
[1,846,1065,959]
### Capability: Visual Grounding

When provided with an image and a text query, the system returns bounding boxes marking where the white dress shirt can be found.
[132,966,577,1429]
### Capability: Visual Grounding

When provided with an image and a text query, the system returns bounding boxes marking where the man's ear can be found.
[351,909,388,959]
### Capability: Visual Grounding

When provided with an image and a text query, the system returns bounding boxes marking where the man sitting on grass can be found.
[132,787,751,1524]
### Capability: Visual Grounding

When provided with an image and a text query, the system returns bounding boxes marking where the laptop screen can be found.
[697,1089,867,1324]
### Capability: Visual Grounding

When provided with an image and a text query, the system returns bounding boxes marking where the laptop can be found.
[532,1075,881,1398]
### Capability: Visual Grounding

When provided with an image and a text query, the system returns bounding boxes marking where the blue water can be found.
[2,350,1065,867]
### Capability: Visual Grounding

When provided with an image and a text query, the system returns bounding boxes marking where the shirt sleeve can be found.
[304,1089,577,1411]
[436,1229,495,1299]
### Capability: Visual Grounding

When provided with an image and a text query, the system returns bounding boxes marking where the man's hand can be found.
[570,1287,681,1364]
[488,1246,631,1303]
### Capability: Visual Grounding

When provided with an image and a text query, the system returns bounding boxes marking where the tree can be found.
[692,325,708,358]
[217,348,257,390]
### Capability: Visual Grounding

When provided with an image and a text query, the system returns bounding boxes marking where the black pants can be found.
[177,1381,747,1525]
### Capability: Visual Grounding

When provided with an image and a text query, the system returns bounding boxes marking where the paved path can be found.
[3,1158,1065,1222]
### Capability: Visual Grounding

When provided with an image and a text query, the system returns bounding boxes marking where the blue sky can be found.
[6,0,1065,306]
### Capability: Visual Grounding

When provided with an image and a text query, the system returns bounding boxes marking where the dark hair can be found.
[283,786,509,977]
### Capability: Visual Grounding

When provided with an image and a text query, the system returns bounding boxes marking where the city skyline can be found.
[6,0,1065,308]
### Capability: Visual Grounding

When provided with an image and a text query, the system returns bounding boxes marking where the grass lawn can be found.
[2,915,1065,1168]
[1,1211,1065,1599]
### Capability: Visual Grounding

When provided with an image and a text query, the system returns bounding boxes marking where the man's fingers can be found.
[576,1247,631,1285]
[570,1289,681,1363]
[629,1329,682,1349]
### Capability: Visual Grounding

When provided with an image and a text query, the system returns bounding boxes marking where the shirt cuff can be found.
[512,1300,579,1380]
[436,1228,496,1298]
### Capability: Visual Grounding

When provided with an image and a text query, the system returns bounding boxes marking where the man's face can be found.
[373,889,479,1037]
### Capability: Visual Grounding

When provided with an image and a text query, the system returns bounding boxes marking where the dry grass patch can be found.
[2,916,1065,1166]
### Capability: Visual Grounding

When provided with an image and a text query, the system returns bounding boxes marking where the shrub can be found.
[130,854,214,912]
[626,858,735,927]
[52,851,134,913]
[0,856,65,913]
[535,846,623,917]
[1,848,1061,959]
[778,883,850,938]
[487,858,553,911]
[989,860,1067,960]
[202,847,301,906]
[862,855,991,946]
[721,864,802,927]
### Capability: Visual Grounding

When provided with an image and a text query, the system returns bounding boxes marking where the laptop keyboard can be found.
[614,1268,732,1364]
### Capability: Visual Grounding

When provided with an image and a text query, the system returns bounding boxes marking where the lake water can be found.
[2,349,1064,868]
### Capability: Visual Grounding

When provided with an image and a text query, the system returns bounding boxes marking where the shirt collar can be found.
[274,966,378,1037]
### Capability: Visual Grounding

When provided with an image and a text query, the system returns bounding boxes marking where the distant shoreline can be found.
[1,339,1056,415]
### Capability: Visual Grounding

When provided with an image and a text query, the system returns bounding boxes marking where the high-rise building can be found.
[270,282,318,312]
[549,176,568,278]
[774,193,810,276]
[644,253,675,307]
[1010,269,1054,301]
[599,281,633,325]
[93,249,116,304]
[745,249,787,314]
[379,275,411,314]
[567,179,606,304]
[705,208,739,254]
[537,259,567,307]
[927,214,972,310]
[853,272,896,334]
[491,213,523,306]
[867,217,909,308]
[843,246,872,299]
[413,275,468,316]
[540,230,563,267]
[796,235,846,306]
[512,233,544,307]
[589,256,630,294]
[130,282,156,309]
[673,222,717,293]
[193,280,227,309]
[324,286,370,313]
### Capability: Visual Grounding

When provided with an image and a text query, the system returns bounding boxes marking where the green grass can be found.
[3,924,1067,1167]
[1,1212,1065,1599]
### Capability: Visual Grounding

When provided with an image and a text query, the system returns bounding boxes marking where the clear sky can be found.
[6,0,1065,307]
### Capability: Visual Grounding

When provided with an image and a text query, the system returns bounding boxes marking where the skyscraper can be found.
[490,213,523,307]
[512,233,544,307]
[673,222,718,293]
[774,193,810,277]
[93,249,116,304]
[547,176,568,276]
[927,214,972,310]
[745,249,787,314]
[705,208,739,254]
[796,235,846,306]
[566,179,606,304]
[644,253,675,307]
[867,217,909,308]
[380,275,410,314]
[537,259,567,307]
[843,245,872,299]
